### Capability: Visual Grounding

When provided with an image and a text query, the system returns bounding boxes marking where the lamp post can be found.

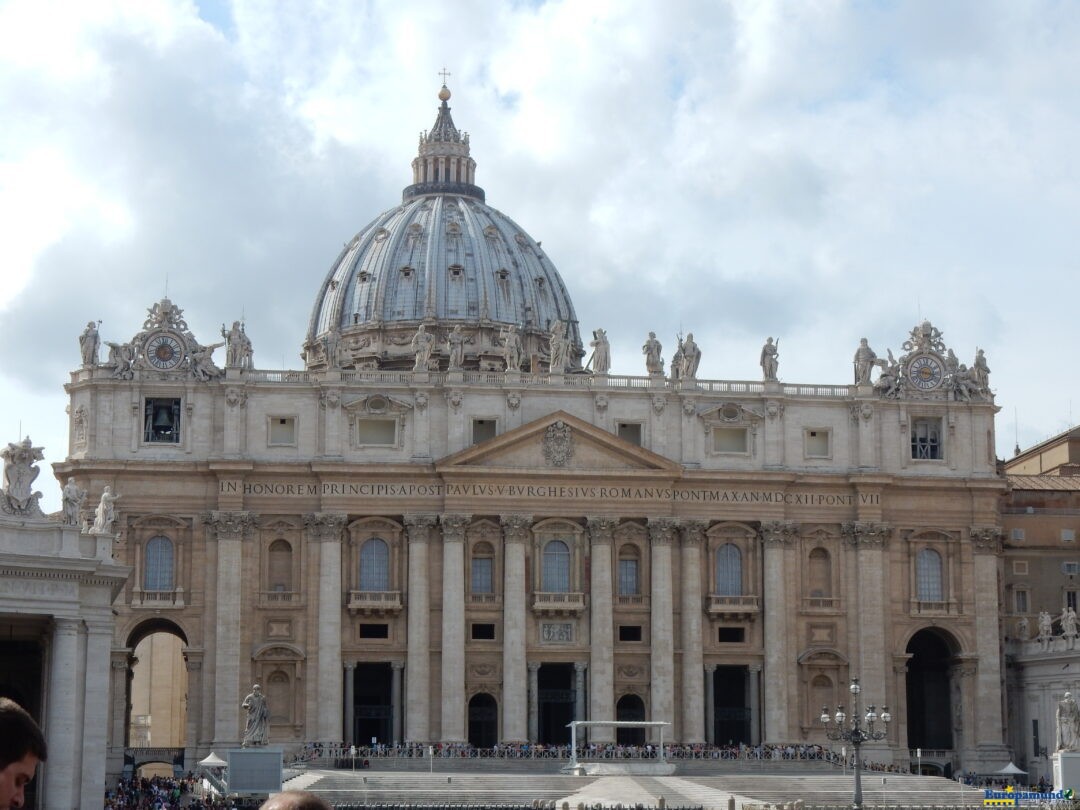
[821,677,891,810]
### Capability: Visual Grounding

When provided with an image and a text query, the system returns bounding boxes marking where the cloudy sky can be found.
[2,0,1079,510]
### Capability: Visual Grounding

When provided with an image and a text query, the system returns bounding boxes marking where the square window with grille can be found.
[472,419,497,445]
[358,624,389,639]
[355,419,397,446]
[911,418,943,460]
[471,623,496,641]
[268,416,296,446]
[713,427,748,454]
[1010,528,1026,542]
[1013,560,1028,575]
[1064,529,1076,543]
[618,625,642,642]
[804,429,831,459]
[718,627,745,643]
[144,398,181,444]
[617,422,642,446]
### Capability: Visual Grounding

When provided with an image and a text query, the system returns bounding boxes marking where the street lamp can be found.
[821,677,891,810]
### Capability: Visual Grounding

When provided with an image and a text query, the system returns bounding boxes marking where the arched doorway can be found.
[616,694,646,745]
[906,629,957,755]
[126,619,188,776]
[468,693,498,748]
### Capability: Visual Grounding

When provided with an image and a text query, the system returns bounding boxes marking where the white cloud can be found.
[3,0,1080,513]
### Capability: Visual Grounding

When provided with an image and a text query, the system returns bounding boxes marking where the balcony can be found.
[803,596,840,612]
[910,599,960,616]
[347,590,403,616]
[615,594,650,609]
[259,590,301,608]
[468,593,502,607]
[532,591,587,616]
[131,588,185,609]
[706,594,759,619]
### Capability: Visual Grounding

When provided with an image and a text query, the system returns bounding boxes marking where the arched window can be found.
[360,538,390,591]
[268,539,293,592]
[916,548,944,601]
[144,536,174,591]
[808,548,832,598]
[471,541,494,595]
[542,540,571,592]
[618,544,640,596]
[715,544,742,596]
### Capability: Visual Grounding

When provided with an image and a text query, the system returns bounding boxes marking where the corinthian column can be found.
[761,520,797,742]
[841,520,892,755]
[205,510,257,747]
[305,511,347,741]
[44,617,80,810]
[501,514,532,742]
[587,517,617,743]
[971,527,1006,752]
[648,518,677,742]
[441,514,471,742]
[680,521,708,743]
[405,514,437,742]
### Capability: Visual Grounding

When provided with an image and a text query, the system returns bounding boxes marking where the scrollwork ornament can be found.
[414,392,428,411]
[683,398,697,416]
[841,521,892,548]
[586,516,618,544]
[594,394,609,412]
[501,514,533,544]
[204,510,258,539]
[652,394,666,415]
[506,392,521,411]
[765,400,784,421]
[760,520,798,546]
[225,387,247,409]
[446,389,463,411]
[648,517,678,546]
[319,389,340,409]
[970,526,1003,554]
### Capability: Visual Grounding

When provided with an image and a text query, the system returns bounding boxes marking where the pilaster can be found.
[586,516,616,743]
[648,518,677,742]
[44,617,81,810]
[440,513,471,742]
[761,520,797,742]
[680,520,707,743]
[404,513,437,742]
[305,511,347,742]
[971,526,1006,754]
[501,514,532,743]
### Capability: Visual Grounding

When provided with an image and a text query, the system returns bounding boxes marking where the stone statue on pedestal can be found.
[853,338,877,385]
[499,325,522,372]
[411,325,434,371]
[89,486,120,535]
[1063,607,1079,650]
[1038,610,1054,650]
[642,332,663,375]
[586,328,610,374]
[1058,692,1080,752]
[679,333,701,380]
[222,321,253,369]
[760,337,779,381]
[242,683,270,746]
[61,478,86,526]
[79,321,100,366]
[447,325,465,370]
[548,321,569,373]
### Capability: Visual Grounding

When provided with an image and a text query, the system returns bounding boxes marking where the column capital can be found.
[574,661,587,673]
[204,510,258,540]
[501,514,533,544]
[182,648,204,672]
[704,663,717,674]
[680,520,709,547]
[840,521,892,548]
[440,514,472,542]
[648,517,678,546]
[53,617,81,635]
[405,513,438,544]
[303,511,347,541]
[527,661,541,674]
[970,526,1003,554]
[586,516,618,544]
[748,662,763,673]
[344,661,357,672]
[760,520,798,546]
[391,661,405,672]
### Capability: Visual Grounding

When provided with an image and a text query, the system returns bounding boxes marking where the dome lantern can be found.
[403,83,485,203]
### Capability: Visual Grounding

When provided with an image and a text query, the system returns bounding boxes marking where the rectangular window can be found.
[804,429,831,458]
[1064,529,1076,543]
[713,427,748,454]
[472,419,497,445]
[358,624,389,639]
[471,557,493,594]
[144,398,181,444]
[269,416,296,446]
[355,419,397,445]
[718,627,745,643]
[1011,528,1026,542]
[911,418,943,460]
[1069,591,1079,612]
[471,623,496,641]
[1014,590,1029,614]
[616,422,642,446]
[1063,562,1080,576]
[617,559,639,596]
[1034,719,1041,758]
[1013,560,1028,575]
[618,625,642,642]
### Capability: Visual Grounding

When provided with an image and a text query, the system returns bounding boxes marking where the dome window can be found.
[496,269,509,281]
[446,222,462,236]
[374,228,390,242]
[484,226,499,240]
[358,271,371,283]
[449,264,464,279]
[535,277,546,289]
[400,266,414,278]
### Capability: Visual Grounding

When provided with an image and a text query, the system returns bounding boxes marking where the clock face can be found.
[907,353,944,390]
[145,332,184,370]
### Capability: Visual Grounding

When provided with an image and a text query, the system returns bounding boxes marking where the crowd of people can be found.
[104,774,198,809]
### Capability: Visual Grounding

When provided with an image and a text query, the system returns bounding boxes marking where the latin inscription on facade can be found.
[220,480,880,508]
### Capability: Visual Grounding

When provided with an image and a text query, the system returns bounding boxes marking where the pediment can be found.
[436,411,680,474]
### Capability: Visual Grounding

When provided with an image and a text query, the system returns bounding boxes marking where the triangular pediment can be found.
[436,411,681,474]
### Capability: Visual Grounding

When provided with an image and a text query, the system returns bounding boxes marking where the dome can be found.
[305,86,582,372]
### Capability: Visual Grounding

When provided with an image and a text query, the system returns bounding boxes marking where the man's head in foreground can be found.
[0,698,47,809]
[260,790,332,810]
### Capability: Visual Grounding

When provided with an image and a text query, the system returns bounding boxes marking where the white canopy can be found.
[199,751,227,768]
[996,762,1028,775]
